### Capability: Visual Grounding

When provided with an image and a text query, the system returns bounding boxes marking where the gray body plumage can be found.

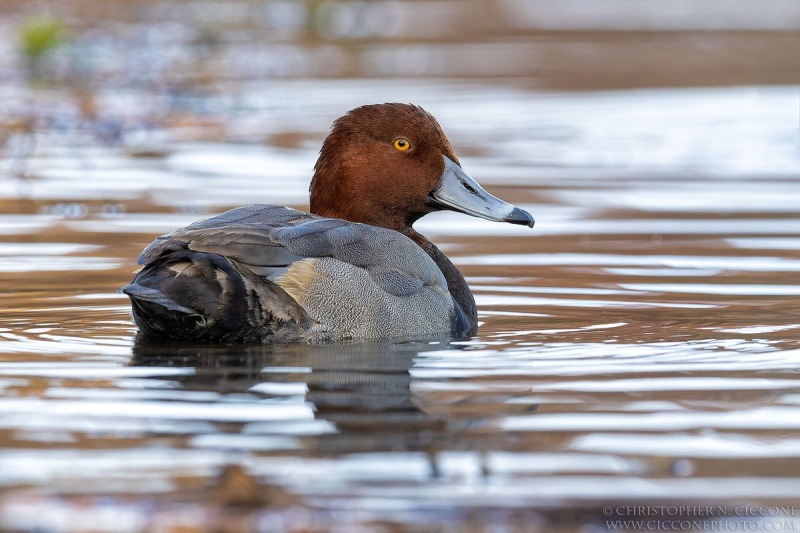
[123,204,455,343]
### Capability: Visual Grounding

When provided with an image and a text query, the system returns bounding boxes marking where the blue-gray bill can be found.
[431,156,535,228]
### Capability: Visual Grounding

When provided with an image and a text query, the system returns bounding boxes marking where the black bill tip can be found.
[504,207,535,228]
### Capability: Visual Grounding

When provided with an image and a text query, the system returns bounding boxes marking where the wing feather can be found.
[140,204,444,300]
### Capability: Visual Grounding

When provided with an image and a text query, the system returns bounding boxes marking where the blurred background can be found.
[1,0,797,216]
[1,0,798,154]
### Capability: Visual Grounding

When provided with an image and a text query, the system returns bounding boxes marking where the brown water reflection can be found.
[1,83,798,529]
[1,2,800,532]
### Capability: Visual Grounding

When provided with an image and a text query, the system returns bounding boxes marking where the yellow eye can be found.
[393,137,411,151]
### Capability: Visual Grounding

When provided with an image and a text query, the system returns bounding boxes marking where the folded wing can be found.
[125,204,452,342]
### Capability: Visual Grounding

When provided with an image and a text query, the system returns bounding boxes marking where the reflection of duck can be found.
[123,104,534,343]
[130,337,454,451]
[130,338,541,477]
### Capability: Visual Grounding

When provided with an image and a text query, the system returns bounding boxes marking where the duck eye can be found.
[393,138,411,151]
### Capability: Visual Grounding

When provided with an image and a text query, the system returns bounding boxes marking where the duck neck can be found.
[403,228,477,337]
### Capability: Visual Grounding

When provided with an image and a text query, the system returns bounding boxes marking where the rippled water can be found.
[1,80,799,532]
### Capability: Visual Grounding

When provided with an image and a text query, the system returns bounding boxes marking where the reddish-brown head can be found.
[310,103,459,232]
[310,103,534,235]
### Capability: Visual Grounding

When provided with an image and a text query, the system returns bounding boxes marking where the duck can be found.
[122,103,534,343]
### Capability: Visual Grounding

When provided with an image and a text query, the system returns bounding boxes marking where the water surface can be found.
[1,78,799,531]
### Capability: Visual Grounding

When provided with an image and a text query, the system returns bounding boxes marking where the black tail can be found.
[122,249,326,343]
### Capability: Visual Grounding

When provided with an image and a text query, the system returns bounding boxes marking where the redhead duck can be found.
[122,103,534,343]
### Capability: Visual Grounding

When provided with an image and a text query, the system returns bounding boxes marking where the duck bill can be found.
[430,156,534,227]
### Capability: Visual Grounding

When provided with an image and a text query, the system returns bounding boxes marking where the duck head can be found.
[309,103,534,234]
